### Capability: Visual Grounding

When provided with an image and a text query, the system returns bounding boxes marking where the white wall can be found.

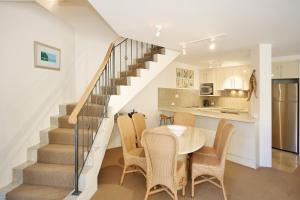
[250,44,272,167]
[36,0,118,99]
[0,2,75,188]
[108,61,199,148]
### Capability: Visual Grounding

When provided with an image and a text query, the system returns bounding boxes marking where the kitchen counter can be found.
[159,106,255,123]
[159,105,257,168]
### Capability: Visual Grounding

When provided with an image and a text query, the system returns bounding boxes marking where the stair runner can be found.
[6,46,163,200]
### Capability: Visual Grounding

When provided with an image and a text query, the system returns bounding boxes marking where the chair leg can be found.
[144,188,150,200]
[182,186,186,196]
[221,180,227,200]
[191,177,195,197]
[120,166,127,185]
[174,191,178,200]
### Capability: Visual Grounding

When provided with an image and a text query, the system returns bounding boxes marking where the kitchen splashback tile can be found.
[158,88,201,107]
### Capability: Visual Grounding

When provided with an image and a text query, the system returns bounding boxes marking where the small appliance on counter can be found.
[200,83,214,95]
[203,99,210,107]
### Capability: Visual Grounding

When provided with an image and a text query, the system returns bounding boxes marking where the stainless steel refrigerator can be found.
[272,79,299,153]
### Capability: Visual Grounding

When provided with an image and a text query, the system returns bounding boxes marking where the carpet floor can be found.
[92,147,300,200]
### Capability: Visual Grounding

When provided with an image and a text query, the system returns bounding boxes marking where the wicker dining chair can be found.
[132,113,147,148]
[142,130,187,200]
[191,123,235,200]
[173,112,196,127]
[117,115,146,185]
[194,118,228,156]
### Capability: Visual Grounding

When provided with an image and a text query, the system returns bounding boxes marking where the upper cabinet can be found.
[199,70,215,83]
[272,61,299,79]
[200,66,251,91]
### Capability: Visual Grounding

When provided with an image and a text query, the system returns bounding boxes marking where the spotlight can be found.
[209,37,216,50]
[155,31,161,37]
[155,24,162,37]
[209,42,216,50]
[181,43,186,55]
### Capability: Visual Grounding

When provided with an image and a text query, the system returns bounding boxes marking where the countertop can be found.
[159,106,256,123]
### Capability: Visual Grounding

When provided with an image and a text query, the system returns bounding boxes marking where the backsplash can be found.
[212,97,249,110]
[210,90,249,110]
[220,90,248,98]
[158,88,249,110]
[158,88,201,107]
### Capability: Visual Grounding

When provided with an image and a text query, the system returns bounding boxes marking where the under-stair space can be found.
[0,39,179,200]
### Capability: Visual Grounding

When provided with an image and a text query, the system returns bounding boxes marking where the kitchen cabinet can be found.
[200,66,250,91]
[272,60,299,79]
[239,68,251,90]
[218,67,250,90]
[199,70,215,83]
[214,69,224,90]
[272,63,281,79]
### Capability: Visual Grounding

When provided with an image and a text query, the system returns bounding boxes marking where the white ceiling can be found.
[89,0,300,67]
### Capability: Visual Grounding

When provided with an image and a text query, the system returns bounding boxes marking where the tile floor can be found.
[272,148,299,173]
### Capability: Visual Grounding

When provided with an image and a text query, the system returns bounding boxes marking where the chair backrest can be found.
[117,115,137,154]
[132,113,147,147]
[213,119,228,151]
[216,123,235,168]
[173,112,196,127]
[142,130,178,190]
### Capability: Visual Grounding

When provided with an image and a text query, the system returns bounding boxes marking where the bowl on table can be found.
[167,125,187,136]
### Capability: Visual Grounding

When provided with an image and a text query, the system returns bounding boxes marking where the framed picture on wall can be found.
[34,41,61,71]
[176,68,194,88]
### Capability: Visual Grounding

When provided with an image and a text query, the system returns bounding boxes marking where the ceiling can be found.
[89,0,300,67]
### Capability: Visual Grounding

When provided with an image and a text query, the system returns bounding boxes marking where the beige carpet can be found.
[92,147,300,200]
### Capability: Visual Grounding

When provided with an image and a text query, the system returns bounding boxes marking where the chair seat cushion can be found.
[194,146,217,156]
[192,153,221,167]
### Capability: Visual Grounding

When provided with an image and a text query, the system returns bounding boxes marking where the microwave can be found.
[200,83,214,95]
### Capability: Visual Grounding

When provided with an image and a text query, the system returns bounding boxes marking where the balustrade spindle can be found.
[71,38,161,195]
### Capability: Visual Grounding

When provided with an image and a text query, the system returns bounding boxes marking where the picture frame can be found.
[176,68,194,88]
[34,41,61,71]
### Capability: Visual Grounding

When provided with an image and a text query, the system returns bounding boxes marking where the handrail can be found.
[71,36,162,195]
[68,37,121,125]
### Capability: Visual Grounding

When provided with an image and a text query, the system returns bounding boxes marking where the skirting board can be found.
[227,154,257,169]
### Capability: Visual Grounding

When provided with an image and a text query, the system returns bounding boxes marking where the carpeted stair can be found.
[5,46,164,200]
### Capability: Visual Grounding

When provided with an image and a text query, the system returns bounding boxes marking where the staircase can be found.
[0,38,179,200]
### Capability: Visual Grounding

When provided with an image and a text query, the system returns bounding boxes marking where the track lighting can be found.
[179,33,226,53]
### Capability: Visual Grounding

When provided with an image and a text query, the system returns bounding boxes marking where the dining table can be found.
[148,125,206,155]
